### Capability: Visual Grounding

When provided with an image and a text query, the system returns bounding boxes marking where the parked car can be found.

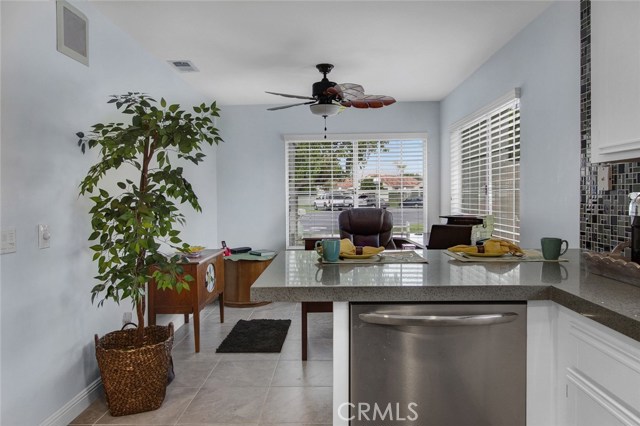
[402,196,423,207]
[357,194,389,208]
[329,195,354,210]
[313,194,329,210]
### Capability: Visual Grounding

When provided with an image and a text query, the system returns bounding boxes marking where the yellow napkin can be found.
[448,238,524,256]
[339,238,385,257]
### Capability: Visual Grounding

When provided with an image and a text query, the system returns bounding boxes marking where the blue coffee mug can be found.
[315,239,340,262]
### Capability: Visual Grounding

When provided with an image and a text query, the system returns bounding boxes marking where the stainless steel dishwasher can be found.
[350,303,526,426]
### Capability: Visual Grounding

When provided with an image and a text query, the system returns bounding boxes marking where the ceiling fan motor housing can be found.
[312,63,338,103]
[313,79,337,103]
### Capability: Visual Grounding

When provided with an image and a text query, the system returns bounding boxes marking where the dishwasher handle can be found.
[359,311,519,327]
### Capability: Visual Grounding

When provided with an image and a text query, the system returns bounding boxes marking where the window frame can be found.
[284,133,428,249]
[449,89,521,242]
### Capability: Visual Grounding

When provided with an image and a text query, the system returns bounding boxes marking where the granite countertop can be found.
[251,249,640,341]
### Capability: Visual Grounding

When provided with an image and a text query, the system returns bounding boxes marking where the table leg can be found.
[219,292,225,323]
[302,302,308,361]
[193,309,200,353]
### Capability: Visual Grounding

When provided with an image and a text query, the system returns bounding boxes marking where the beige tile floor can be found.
[70,302,333,426]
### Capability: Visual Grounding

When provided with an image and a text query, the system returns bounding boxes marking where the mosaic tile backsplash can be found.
[580,0,640,252]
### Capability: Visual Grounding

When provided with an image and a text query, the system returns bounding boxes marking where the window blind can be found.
[285,137,426,249]
[450,95,520,243]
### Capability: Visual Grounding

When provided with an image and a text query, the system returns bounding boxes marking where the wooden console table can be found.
[224,253,275,307]
[148,249,224,353]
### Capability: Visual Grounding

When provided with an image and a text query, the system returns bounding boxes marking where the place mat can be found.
[224,253,276,261]
[216,319,291,353]
[445,249,568,263]
[320,251,428,264]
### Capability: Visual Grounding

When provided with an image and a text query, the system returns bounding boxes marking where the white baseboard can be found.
[39,378,102,426]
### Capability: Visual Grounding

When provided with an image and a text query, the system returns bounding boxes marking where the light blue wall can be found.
[0,2,219,424]
[217,102,440,249]
[440,1,580,248]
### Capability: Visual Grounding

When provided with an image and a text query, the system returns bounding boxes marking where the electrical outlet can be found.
[597,165,612,191]
[122,312,132,326]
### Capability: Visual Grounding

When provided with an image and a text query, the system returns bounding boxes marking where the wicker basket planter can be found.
[95,323,174,417]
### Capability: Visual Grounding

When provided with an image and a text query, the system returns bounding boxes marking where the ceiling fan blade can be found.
[324,83,365,101]
[342,96,397,109]
[267,101,316,111]
[335,83,365,100]
[265,91,315,100]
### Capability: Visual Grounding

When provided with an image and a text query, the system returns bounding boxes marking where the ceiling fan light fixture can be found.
[310,103,341,117]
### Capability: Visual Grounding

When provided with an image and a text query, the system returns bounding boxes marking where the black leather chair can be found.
[338,208,396,249]
[302,208,397,360]
[426,224,472,249]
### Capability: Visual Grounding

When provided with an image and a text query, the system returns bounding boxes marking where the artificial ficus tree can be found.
[78,92,222,344]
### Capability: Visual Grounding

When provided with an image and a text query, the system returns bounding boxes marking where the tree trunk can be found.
[134,135,155,346]
[135,296,145,345]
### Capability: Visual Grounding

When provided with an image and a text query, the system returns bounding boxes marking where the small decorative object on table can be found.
[583,241,640,288]
[182,245,205,258]
[449,238,524,257]
[231,246,252,254]
[221,240,232,256]
[250,249,276,256]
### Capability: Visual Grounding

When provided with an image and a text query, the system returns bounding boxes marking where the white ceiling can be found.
[92,1,552,106]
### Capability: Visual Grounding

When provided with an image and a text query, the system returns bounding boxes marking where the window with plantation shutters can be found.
[285,134,427,249]
[450,90,521,243]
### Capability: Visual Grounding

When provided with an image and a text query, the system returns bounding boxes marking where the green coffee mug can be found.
[541,262,568,283]
[315,239,340,262]
[540,237,568,260]
[315,264,340,284]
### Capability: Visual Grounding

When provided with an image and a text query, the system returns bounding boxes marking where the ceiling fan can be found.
[266,63,396,118]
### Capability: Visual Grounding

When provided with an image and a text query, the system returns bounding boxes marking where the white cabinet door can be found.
[556,306,640,426]
[566,381,628,426]
[591,1,640,163]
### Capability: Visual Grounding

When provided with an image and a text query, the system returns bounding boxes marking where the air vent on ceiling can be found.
[167,60,199,72]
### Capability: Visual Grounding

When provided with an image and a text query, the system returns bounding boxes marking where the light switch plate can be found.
[38,224,51,249]
[597,165,612,191]
[1,228,17,254]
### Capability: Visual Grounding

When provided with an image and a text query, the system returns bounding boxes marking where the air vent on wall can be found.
[56,0,89,66]
[168,60,199,72]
